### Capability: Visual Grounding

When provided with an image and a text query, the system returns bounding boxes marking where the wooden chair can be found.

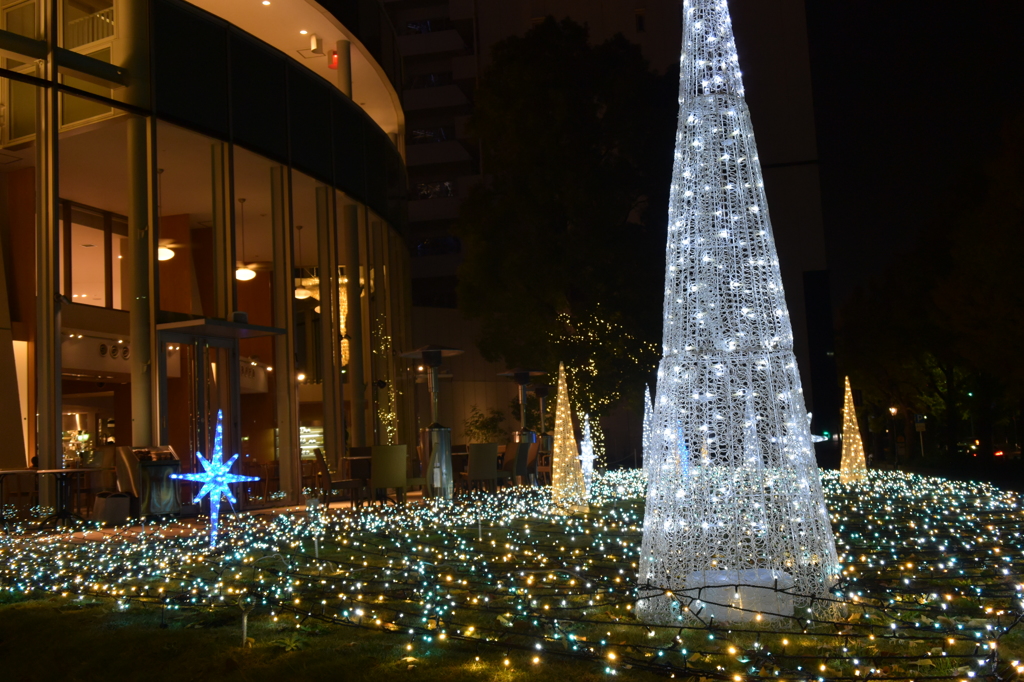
[314,448,364,507]
[536,436,553,484]
[462,443,499,493]
[405,444,427,494]
[500,441,530,485]
[524,441,541,485]
[369,444,408,504]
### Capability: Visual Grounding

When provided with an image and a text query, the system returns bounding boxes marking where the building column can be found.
[211,143,235,319]
[316,187,344,468]
[335,40,352,98]
[271,167,300,503]
[342,203,366,447]
[127,116,158,445]
[35,0,60,483]
[0,202,27,468]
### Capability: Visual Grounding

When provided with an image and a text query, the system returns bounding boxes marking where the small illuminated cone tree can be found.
[839,376,868,484]
[579,414,596,494]
[637,0,840,625]
[551,362,589,514]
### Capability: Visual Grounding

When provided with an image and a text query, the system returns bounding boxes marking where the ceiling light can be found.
[262,0,270,4]
[234,198,255,281]
[295,287,312,299]
[158,246,175,261]
[300,30,308,35]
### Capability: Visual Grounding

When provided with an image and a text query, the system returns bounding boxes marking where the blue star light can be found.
[171,410,259,547]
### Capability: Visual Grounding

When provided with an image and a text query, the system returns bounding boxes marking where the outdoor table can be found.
[347,456,372,482]
[0,469,37,529]
[36,467,106,529]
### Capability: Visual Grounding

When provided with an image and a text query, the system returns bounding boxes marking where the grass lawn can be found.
[3,470,1024,681]
[0,596,664,682]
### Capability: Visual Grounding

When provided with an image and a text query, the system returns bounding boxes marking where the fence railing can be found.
[65,8,114,50]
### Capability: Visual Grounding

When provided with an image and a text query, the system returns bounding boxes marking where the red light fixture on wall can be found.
[328,50,338,69]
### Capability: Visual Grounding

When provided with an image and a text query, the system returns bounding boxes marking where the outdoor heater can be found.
[531,383,555,457]
[115,445,182,517]
[401,345,464,499]
[499,368,546,445]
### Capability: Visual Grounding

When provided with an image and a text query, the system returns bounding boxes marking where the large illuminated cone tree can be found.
[636,0,840,625]
[551,362,589,515]
[642,386,654,478]
[839,376,868,484]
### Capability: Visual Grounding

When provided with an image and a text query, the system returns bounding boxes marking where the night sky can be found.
[805,1,1024,309]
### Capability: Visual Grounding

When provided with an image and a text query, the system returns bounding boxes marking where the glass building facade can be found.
[0,0,414,507]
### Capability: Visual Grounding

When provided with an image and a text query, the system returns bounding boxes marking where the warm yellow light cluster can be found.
[551,362,588,515]
[839,376,868,484]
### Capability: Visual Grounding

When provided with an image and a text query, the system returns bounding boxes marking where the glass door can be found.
[159,333,261,511]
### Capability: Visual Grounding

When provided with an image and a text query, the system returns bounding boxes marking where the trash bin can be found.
[93,491,130,526]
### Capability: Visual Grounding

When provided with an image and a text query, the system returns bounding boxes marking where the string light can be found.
[551,362,588,514]
[637,0,839,626]
[169,410,259,547]
[839,376,868,484]
[642,386,653,480]
[578,413,596,495]
[0,470,1022,679]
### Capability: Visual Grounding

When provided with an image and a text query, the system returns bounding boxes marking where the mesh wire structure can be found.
[839,376,868,484]
[642,386,654,479]
[636,0,841,625]
[552,363,589,514]
[579,413,596,495]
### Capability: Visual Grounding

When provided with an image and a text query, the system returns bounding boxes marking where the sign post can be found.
[914,414,926,459]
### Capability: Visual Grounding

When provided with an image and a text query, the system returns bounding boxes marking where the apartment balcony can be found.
[406,140,472,167]
[408,196,461,223]
[451,54,477,81]
[404,84,469,111]
[398,29,466,57]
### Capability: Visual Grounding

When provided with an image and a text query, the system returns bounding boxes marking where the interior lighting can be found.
[262,0,270,4]
[158,246,175,261]
[294,225,313,299]
[300,30,308,35]
[235,197,256,281]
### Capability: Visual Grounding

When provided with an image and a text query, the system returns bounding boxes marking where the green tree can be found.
[455,18,675,448]
[838,115,1024,466]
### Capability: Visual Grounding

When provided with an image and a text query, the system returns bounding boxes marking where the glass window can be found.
[3,1,38,142]
[58,107,128,310]
[156,121,219,317]
[234,145,282,504]
[65,203,122,308]
[292,171,324,472]
[62,48,113,126]
[0,69,38,467]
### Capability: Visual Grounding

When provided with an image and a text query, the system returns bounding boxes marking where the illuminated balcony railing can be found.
[65,8,114,50]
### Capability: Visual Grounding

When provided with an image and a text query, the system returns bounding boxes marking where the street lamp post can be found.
[889,406,898,466]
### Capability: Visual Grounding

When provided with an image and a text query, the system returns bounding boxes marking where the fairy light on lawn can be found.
[0,470,1022,679]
